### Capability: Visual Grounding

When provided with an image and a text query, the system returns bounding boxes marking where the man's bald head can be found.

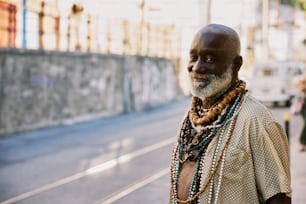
[194,24,241,59]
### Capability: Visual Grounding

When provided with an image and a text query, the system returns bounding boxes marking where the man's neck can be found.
[200,86,232,109]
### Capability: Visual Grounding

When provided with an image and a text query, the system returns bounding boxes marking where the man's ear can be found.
[233,56,242,73]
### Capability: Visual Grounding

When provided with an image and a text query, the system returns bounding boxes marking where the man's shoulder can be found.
[239,94,274,119]
[243,94,267,109]
[237,94,285,137]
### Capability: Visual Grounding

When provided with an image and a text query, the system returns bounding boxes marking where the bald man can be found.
[169,24,291,204]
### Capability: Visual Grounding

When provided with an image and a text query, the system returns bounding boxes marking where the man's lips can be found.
[189,73,213,90]
[190,73,211,83]
[190,72,205,79]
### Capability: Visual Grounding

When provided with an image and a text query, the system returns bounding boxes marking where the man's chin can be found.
[191,89,211,99]
[192,81,209,90]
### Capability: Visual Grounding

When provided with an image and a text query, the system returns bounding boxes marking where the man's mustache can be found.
[189,72,215,80]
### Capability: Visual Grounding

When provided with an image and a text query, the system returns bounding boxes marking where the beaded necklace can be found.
[190,80,246,126]
[170,82,247,204]
[178,81,246,163]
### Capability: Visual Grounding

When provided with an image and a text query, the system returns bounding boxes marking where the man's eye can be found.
[190,55,198,62]
[205,55,214,64]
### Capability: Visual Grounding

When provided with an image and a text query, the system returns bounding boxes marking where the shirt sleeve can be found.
[250,118,292,201]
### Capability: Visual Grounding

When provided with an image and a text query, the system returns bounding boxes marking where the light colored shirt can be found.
[196,94,292,203]
[174,94,291,204]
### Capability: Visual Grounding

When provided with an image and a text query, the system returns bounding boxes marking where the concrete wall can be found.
[0,49,182,135]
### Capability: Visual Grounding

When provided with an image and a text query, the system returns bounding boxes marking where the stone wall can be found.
[0,49,182,135]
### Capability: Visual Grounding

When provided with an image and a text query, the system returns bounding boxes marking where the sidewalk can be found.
[289,114,306,204]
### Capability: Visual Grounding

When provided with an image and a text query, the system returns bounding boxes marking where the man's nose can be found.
[192,60,207,74]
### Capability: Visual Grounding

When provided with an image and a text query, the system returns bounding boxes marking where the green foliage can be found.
[281,0,306,11]
[281,0,298,6]
[299,0,306,11]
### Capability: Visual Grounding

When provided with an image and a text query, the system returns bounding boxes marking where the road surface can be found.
[0,98,305,203]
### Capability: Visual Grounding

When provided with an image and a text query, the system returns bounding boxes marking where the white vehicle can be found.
[250,61,306,106]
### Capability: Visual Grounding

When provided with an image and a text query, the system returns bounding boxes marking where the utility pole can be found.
[262,0,269,60]
[22,0,27,48]
[198,0,211,26]
[138,0,145,55]
[38,1,45,49]
[206,0,211,24]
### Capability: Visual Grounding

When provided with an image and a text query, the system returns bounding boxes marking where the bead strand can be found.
[210,90,245,203]
[190,80,246,126]
[198,151,207,203]
[188,160,200,199]
[208,124,227,203]
[178,90,246,163]
[214,151,226,204]
[171,145,180,204]
[171,91,246,204]
[173,115,240,204]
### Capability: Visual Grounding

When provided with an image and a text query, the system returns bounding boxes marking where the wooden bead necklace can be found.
[170,85,247,204]
[190,80,246,126]
[171,114,239,204]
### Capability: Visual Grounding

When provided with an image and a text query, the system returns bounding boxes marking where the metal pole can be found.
[8,4,13,47]
[284,113,290,140]
[284,112,290,161]
[22,0,27,48]
[206,0,211,24]
[262,0,269,59]
[38,1,45,49]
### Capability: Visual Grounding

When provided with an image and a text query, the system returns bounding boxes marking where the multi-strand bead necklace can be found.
[170,80,246,204]
[190,80,246,126]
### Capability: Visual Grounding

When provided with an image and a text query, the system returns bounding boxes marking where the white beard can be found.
[189,65,233,100]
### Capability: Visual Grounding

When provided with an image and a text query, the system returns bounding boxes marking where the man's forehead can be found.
[196,31,228,44]
[191,32,229,51]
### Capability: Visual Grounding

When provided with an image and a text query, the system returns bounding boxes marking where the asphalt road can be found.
[0,98,305,204]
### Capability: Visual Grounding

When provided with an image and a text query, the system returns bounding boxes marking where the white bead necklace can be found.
[171,91,247,204]
[206,97,241,203]
[207,124,227,203]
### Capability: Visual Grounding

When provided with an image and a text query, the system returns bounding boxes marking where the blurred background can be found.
[1,0,306,134]
[0,0,306,203]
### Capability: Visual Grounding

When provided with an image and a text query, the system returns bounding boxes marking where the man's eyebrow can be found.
[198,49,216,56]
[189,49,196,55]
[189,49,211,54]
[189,48,223,56]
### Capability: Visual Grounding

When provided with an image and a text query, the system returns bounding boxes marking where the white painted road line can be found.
[0,138,174,204]
[0,172,86,204]
[86,137,174,175]
[100,168,169,204]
